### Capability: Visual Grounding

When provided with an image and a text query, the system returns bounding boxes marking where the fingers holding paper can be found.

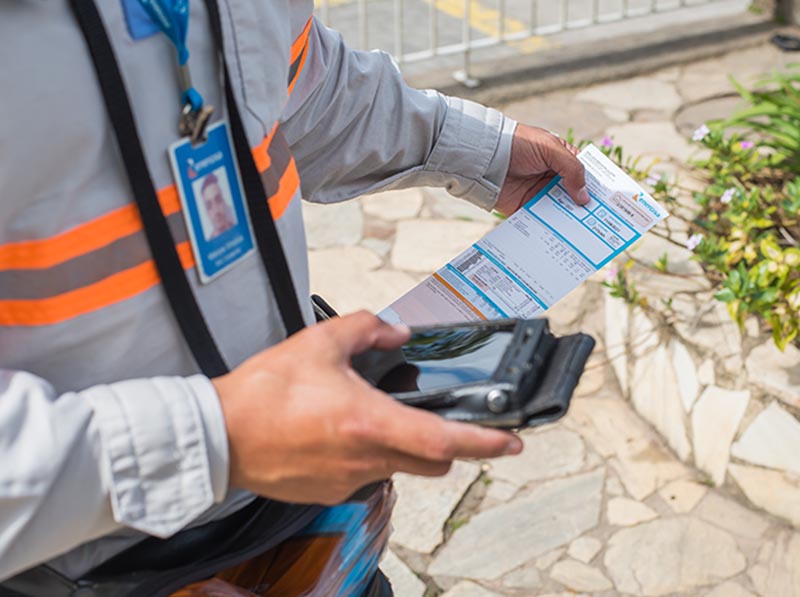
[495,124,589,216]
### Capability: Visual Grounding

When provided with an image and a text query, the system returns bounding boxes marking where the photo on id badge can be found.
[169,122,255,284]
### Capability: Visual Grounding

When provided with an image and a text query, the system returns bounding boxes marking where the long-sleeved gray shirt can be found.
[0,0,515,581]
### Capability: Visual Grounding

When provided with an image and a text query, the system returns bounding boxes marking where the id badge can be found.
[169,122,256,284]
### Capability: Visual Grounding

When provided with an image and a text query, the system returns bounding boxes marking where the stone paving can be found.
[303,39,800,596]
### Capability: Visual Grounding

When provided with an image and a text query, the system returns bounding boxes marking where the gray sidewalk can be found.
[303,38,800,596]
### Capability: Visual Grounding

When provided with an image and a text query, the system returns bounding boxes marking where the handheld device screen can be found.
[377,324,515,393]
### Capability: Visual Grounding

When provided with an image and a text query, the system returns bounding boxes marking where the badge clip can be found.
[180,102,215,145]
[178,63,214,144]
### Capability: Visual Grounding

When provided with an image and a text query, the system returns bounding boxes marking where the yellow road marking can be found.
[423,0,549,53]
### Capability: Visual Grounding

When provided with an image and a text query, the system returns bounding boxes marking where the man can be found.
[0,0,588,591]
[200,172,236,240]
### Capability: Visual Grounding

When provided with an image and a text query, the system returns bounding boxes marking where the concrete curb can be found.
[406,13,782,106]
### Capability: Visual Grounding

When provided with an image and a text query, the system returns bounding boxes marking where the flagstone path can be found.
[304,39,800,596]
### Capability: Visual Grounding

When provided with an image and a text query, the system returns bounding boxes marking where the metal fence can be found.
[316,0,744,84]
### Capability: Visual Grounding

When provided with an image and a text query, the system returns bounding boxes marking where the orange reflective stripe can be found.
[268,157,299,220]
[252,123,278,173]
[176,240,196,270]
[157,185,182,217]
[290,17,313,64]
[1,128,297,325]
[0,187,182,272]
[0,242,196,327]
[0,205,141,271]
[0,157,299,326]
[0,262,158,327]
[1,136,287,271]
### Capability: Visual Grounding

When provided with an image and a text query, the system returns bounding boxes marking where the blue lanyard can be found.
[137,0,203,111]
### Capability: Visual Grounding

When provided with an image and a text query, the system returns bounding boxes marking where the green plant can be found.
[602,260,644,308]
[602,65,800,350]
[446,515,470,534]
[691,67,800,349]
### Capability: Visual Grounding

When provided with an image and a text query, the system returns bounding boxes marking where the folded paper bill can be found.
[381,144,668,326]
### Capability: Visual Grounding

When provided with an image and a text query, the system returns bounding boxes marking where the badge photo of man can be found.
[198,170,237,240]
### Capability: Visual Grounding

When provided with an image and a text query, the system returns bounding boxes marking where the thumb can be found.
[546,141,590,206]
[322,311,411,360]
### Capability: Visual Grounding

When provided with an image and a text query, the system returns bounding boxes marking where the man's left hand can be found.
[495,124,590,216]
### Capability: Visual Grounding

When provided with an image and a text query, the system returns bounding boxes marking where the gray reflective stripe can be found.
[287,47,306,87]
[261,130,293,197]
[0,212,188,301]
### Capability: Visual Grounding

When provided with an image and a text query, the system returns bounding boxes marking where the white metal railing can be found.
[317,0,743,85]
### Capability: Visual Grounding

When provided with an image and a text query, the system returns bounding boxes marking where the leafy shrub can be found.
[595,65,800,350]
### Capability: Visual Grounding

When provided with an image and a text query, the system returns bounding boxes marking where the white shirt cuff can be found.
[187,375,230,505]
[85,375,229,539]
[424,96,517,211]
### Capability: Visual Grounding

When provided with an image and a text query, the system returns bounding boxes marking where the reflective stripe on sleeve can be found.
[287,17,312,96]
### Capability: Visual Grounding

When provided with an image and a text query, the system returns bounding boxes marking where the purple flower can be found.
[601,136,614,148]
[720,188,736,204]
[646,174,660,187]
[740,141,755,150]
[692,124,710,142]
[686,233,704,252]
[605,265,619,283]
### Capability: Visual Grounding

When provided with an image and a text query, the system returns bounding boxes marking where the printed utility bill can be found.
[380,144,669,326]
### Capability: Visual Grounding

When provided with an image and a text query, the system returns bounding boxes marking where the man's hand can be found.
[213,312,522,506]
[496,124,590,216]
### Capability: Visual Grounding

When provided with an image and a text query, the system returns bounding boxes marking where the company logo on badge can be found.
[188,152,226,182]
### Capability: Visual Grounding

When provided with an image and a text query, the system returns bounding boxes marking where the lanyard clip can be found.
[178,64,213,144]
[180,102,214,145]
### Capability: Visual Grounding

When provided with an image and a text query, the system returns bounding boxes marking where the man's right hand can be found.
[213,311,523,506]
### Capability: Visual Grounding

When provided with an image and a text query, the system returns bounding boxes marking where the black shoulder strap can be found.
[69,0,229,377]
[67,0,307,377]
[202,0,306,338]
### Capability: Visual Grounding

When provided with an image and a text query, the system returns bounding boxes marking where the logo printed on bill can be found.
[636,194,663,220]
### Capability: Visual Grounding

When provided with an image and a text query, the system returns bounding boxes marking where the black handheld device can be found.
[311,296,596,430]
[375,319,595,429]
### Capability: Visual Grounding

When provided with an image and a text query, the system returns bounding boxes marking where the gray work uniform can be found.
[0,0,515,581]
